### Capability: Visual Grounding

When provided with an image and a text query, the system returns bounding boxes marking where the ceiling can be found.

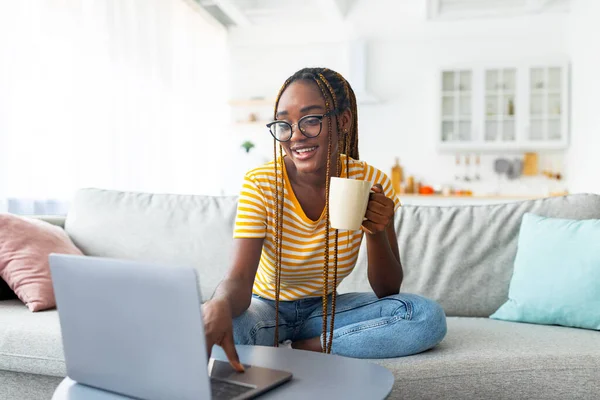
[429,0,570,20]
[196,0,357,27]
[196,0,570,28]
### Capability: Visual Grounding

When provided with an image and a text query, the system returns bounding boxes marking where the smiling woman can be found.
[202,67,448,367]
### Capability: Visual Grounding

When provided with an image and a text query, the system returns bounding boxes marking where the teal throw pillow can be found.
[490,213,600,330]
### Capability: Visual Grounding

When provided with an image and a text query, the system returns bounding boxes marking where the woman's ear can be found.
[339,108,353,134]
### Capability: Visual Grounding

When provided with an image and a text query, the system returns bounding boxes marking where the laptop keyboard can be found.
[210,378,254,400]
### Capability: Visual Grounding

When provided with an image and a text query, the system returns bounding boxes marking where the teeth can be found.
[295,147,316,154]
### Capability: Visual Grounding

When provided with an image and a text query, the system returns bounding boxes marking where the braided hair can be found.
[271,67,359,353]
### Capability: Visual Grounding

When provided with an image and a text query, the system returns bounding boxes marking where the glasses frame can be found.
[266,110,338,142]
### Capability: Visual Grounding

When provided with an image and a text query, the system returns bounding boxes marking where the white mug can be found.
[329,177,372,231]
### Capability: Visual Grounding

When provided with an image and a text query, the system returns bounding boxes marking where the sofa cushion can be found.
[0,214,84,311]
[339,194,600,317]
[0,300,65,377]
[0,370,63,400]
[3,300,598,400]
[491,213,600,330]
[373,317,600,400]
[65,188,239,302]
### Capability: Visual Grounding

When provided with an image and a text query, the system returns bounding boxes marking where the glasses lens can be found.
[299,116,322,137]
[270,122,292,141]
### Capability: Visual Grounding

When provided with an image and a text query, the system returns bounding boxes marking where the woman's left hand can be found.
[361,183,395,235]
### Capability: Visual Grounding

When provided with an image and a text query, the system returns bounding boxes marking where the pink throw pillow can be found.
[0,214,83,311]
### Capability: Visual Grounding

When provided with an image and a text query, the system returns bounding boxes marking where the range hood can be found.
[348,39,379,105]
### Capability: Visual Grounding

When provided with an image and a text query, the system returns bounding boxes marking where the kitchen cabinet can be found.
[437,60,569,152]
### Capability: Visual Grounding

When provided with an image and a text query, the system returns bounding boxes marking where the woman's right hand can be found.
[202,299,245,372]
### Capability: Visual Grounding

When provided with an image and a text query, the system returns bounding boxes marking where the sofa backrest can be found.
[64,188,600,316]
[65,189,238,303]
[340,194,600,316]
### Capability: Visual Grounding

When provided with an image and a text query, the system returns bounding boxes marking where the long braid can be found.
[316,72,340,354]
[328,229,339,354]
[313,76,333,352]
[272,139,281,347]
[343,91,352,249]
[322,127,332,352]
[277,146,284,312]
[348,83,359,160]
[270,67,359,353]
[339,81,360,260]
[272,78,294,347]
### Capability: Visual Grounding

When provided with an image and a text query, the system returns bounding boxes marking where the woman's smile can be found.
[290,144,319,160]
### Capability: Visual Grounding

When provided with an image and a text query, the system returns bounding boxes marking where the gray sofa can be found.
[1,188,599,400]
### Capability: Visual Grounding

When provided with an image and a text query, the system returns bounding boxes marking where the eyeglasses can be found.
[266,111,337,142]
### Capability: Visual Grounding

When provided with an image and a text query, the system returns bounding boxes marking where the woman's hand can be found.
[362,183,395,235]
[202,299,245,372]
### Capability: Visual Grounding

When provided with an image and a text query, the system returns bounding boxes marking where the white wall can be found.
[224,0,570,196]
[567,0,600,194]
[0,0,229,202]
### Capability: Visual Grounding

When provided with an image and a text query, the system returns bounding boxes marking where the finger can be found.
[369,192,393,207]
[221,332,244,372]
[365,209,389,225]
[367,200,394,217]
[360,224,374,235]
[362,220,385,234]
[371,184,383,193]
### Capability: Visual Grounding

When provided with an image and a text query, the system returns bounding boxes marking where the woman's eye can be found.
[303,117,320,126]
[277,123,291,132]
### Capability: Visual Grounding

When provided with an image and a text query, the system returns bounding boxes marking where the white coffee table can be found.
[52,345,394,399]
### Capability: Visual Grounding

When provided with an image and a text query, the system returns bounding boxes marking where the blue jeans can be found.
[232,292,447,359]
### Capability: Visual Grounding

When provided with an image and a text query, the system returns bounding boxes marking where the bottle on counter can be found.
[406,175,415,194]
[391,158,404,195]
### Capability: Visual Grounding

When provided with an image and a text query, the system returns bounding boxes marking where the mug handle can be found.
[363,190,375,221]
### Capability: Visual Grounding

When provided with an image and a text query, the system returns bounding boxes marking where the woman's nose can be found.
[289,124,304,141]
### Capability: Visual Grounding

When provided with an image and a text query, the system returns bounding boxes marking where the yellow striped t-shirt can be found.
[233,154,401,301]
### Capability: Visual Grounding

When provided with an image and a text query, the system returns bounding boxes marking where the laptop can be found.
[49,253,292,400]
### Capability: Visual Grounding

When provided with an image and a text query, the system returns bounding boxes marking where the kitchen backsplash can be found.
[388,151,567,198]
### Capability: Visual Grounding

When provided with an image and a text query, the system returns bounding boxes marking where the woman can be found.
[202,67,446,371]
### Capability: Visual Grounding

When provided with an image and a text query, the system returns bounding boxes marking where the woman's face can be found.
[275,80,341,176]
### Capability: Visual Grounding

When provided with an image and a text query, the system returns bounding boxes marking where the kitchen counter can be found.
[398,193,551,206]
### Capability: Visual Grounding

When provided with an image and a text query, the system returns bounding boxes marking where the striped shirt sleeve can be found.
[363,163,402,212]
[233,172,268,238]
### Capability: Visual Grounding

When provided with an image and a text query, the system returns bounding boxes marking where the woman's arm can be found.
[202,237,263,371]
[365,224,403,298]
[362,184,403,298]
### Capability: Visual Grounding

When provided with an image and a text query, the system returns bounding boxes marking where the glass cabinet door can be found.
[484,68,516,143]
[529,67,563,141]
[441,70,472,143]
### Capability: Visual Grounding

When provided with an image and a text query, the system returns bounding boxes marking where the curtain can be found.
[0,0,229,214]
